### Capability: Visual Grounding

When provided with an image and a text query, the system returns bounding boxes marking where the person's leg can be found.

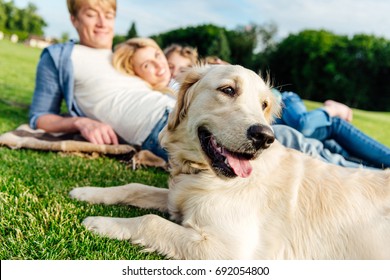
[272,125,368,168]
[323,139,350,158]
[328,118,390,168]
[280,92,331,135]
[309,118,389,168]
[141,110,170,161]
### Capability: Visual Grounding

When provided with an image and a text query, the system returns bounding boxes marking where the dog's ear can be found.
[167,66,209,130]
[264,88,282,124]
[259,72,282,124]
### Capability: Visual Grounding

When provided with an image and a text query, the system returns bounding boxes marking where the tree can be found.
[3,0,18,31]
[60,32,70,43]
[207,29,231,61]
[0,0,46,38]
[257,29,390,111]
[24,3,47,35]
[255,21,278,52]
[126,21,138,39]
[226,24,258,66]
[0,0,7,30]
[151,24,232,61]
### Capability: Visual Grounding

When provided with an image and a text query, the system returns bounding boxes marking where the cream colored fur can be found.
[70,65,390,259]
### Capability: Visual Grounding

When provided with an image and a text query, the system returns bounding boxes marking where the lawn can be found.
[0,39,389,260]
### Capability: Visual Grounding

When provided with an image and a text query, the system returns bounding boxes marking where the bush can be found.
[257,30,390,111]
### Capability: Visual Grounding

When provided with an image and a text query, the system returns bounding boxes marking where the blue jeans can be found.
[273,125,368,169]
[141,109,170,161]
[276,92,390,169]
[310,117,390,168]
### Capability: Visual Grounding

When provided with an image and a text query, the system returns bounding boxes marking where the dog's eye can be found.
[219,86,236,96]
[262,100,269,110]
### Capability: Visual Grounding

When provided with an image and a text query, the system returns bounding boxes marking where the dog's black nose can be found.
[247,124,275,149]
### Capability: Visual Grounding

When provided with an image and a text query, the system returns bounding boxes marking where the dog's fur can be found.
[70,65,390,259]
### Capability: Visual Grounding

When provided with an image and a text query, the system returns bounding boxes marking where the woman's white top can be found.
[71,45,176,145]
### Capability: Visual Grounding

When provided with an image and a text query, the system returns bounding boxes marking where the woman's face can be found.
[167,52,193,79]
[132,46,171,88]
[71,3,115,49]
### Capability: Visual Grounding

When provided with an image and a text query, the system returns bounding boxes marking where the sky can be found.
[12,0,390,41]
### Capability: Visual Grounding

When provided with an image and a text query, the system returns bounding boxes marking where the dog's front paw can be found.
[82,216,135,240]
[69,187,101,203]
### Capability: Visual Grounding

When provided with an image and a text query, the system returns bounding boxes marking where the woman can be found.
[72,37,176,161]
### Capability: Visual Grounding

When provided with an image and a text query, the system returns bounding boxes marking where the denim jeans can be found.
[273,125,369,169]
[310,117,390,168]
[276,92,332,135]
[141,109,170,161]
[276,92,390,169]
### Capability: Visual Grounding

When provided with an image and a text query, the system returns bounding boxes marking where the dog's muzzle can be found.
[246,124,275,150]
[198,124,275,179]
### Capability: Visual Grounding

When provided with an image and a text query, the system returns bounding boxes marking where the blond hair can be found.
[164,44,199,65]
[203,55,230,65]
[67,0,116,17]
[113,37,172,93]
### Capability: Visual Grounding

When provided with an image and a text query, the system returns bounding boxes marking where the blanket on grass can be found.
[0,124,167,170]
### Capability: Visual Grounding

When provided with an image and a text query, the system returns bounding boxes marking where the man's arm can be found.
[37,114,119,145]
[30,45,118,145]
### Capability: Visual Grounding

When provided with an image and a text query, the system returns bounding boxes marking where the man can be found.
[29,0,118,145]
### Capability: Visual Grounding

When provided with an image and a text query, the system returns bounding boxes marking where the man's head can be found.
[67,0,116,49]
[164,44,198,79]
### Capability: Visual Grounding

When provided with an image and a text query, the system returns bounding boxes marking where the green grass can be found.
[0,40,168,260]
[0,39,389,260]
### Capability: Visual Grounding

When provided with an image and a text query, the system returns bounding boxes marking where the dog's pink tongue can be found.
[225,154,252,178]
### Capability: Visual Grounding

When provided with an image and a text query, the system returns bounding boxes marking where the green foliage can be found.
[126,21,138,39]
[112,22,139,48]
[0,0,47,37]
[226,26,256,65]
[152,22,276,66]
[152,23,389,112]
[0,0,6,29]
[59,32,70,43]
[112,34,126,48]
[152,24,232,61]
[258,29,390,111]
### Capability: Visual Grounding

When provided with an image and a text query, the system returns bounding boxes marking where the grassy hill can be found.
[0,39,389,260]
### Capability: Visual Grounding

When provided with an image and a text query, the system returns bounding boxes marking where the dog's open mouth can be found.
[198,127,255,178]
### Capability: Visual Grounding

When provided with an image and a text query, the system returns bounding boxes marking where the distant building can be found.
[25,35,55,48]
[10,34,18,43]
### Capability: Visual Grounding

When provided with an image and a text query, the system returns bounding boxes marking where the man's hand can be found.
[36,114,119,145]
[74,118,119,145]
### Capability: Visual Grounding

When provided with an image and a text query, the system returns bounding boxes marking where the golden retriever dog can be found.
[70,65,390,259]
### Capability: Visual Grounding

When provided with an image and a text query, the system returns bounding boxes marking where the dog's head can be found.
[160,65,281,178]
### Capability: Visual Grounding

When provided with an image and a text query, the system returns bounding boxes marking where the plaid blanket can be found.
[0,124,167,170]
